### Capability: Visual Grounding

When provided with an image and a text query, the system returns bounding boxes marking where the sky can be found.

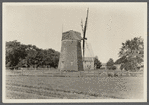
[3,3,147,63]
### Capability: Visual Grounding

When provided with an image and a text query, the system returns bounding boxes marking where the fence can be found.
[6,68,143,77]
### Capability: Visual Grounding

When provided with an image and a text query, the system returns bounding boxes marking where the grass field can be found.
[5,69,144,99]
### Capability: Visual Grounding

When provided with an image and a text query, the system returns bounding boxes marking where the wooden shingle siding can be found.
[58,30,83,71]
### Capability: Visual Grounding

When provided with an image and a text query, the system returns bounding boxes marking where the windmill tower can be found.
[58,8,90,71]
[58,30,83,71]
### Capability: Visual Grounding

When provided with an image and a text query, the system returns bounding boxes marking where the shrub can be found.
[108,72,114,77]
[112,66,116,70]
[114,73,118,77]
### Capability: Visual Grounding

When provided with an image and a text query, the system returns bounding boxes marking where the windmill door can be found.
[61,61,64,69]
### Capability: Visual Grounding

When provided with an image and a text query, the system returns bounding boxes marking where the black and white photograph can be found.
[2,2,147,103]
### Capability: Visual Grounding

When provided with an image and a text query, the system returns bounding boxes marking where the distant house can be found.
[83,57,94,70]
[113,64,121,70]
[101,63,107,70]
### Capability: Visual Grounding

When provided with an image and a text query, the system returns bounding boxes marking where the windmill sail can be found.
[81,8,94,70]
[83,8,89,58]
[85,41,94,57]
[81,19,84,33]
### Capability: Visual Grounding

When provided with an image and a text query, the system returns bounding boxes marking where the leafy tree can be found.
[94,56,102,69]
[118,37,144,71]
[23,44,39,68]
[6,41,60,69]
[115,56,126,65]
[6,40,27,68]
[106,58,114,70]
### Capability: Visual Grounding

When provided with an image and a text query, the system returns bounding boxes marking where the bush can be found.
[112,66,116,70]
[114,73,118,77]
[108,72,114,77]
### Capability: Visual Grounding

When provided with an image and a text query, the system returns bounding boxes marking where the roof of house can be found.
[102,63,107,66]
[62,30,82,40]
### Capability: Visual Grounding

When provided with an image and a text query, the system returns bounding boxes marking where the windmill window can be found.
[71,62,73,65]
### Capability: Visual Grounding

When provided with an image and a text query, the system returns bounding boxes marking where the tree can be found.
[23,44,39,68]
[6,40,27,68]
[106,58,114,70]
[94,56,102,69]
[115,56,126,65]
[6,41,60,69]
[118,37,144,71]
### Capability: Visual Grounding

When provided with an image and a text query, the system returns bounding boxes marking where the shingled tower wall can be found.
[58,30,83,71]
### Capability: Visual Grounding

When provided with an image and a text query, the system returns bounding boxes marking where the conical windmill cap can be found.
[62,30,82,40]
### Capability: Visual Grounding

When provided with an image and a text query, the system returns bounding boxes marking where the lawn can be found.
[5,69,144,99]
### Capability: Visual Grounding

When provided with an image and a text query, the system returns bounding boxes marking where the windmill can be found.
[58,8,93,71]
